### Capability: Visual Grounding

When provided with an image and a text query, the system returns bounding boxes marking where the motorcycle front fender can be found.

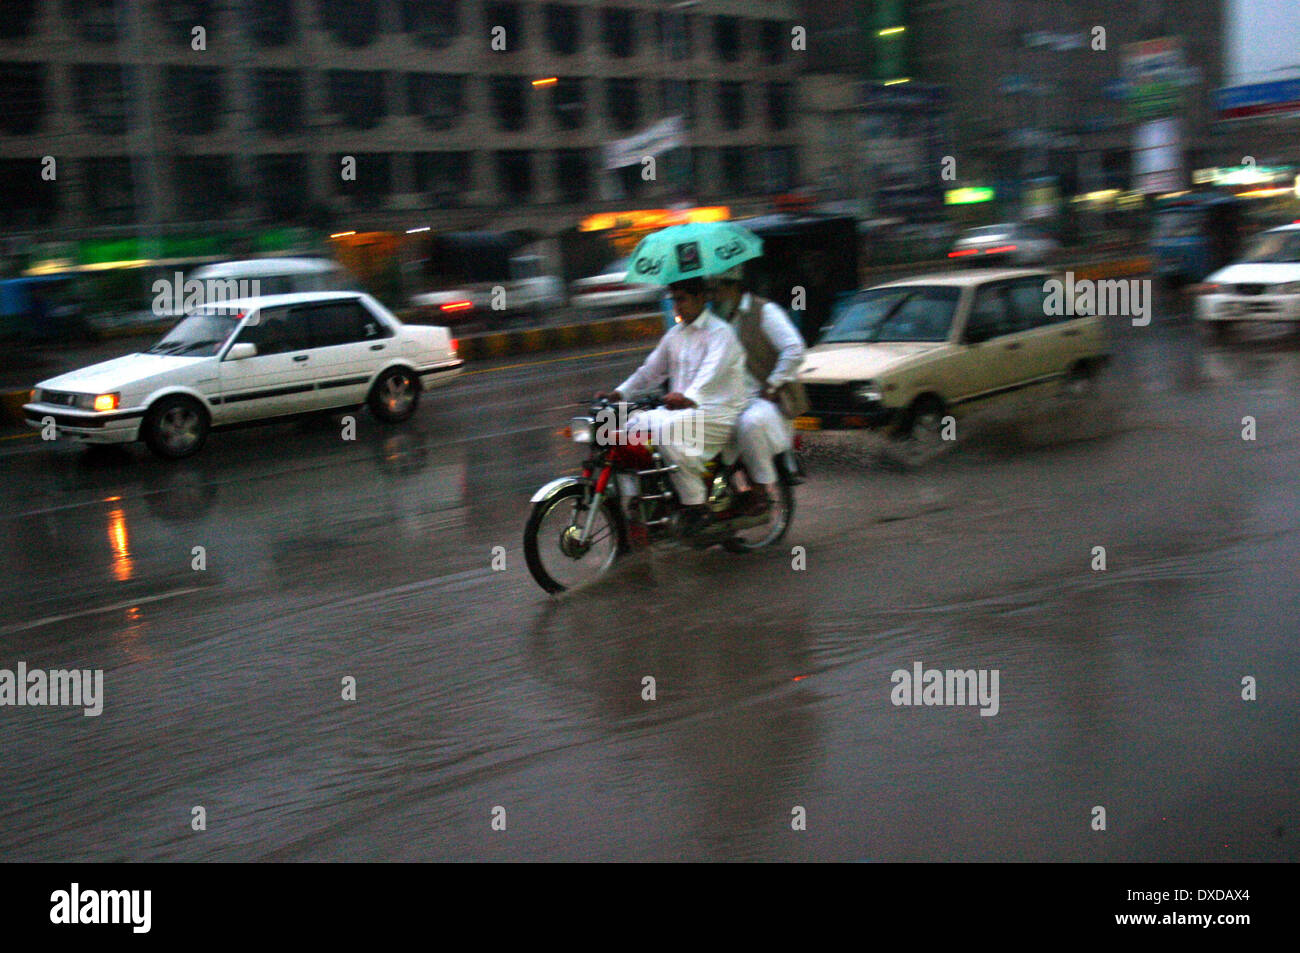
[529,476,590,504]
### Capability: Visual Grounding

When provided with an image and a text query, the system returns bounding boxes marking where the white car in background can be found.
[1194,224,1300,341]
[24,292,462,459]
[569,258,665,313]
[948,224,1059,266]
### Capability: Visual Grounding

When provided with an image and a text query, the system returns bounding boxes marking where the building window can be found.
[318,0,379,48]
[327,71,387,130]
[719,82,745,130]
[82,157,134,224]
[155,1,216,46]
[555,149,590,204]
[485,2,523,50]
[606,78,640,132]
[334,152,392,208]
[602,8,636,59]
[415,152,470,208]
[760,146,796,192]
[0,0,38,40]
[167,67,224,134]
[257,154,309,219]
[490,75,529,131]
[656,9,692,61]
[254,71,304,135]
[408,74,464,131]
[545,4,580,55]
[552,77,585,130]
[760,20,785,65]
[62,0,120,42]
[496,150,532,204]
[659,79,698,130]
[173,156,235,220]
[0,62,46,136]
[721,146,749,193]
[713,16,740,62]
[766,82,791,131]
[245,0,296,46]
[402,0,461,48]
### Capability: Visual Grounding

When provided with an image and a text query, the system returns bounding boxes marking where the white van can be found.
[188,257,356,298]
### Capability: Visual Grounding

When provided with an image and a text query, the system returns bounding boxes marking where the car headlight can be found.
[75,393,119,411]
[852,381,883,403]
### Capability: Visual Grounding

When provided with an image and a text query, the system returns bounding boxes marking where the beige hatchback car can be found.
[796,269,1109,444]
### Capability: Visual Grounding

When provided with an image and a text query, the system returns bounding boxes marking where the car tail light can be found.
[440,301,472,312]
[948,249,980,258]
[450,337,459,356]
[986,245,1018,254]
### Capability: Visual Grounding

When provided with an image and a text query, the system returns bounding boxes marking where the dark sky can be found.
[1228,0,1300,83]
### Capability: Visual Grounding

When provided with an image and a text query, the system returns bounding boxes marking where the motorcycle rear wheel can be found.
[524,484,627,593]
[723,480,795,553]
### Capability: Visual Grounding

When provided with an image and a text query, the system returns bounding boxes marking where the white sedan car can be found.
[1194,224,1300,340]
[948,224,1059,266]
[24,292,462,458]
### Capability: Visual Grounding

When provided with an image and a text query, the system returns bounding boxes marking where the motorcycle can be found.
[523,396,804,593]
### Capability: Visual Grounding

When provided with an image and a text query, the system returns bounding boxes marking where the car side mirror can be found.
[226,342,257,360]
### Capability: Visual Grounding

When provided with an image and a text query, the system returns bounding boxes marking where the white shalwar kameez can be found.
[615,310,749,506]
[725,293,806,484]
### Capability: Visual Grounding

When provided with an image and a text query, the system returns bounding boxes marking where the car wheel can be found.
[889,395,950,467]
[1061,360,1099,400]
[368,366,420,423]
[143,395,209,460]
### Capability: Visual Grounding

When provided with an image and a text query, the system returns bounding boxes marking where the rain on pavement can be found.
[1,298,1298,861]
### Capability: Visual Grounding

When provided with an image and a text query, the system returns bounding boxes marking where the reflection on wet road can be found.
[1,306,1298,861]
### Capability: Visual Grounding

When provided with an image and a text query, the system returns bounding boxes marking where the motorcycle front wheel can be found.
[524,484,627,593]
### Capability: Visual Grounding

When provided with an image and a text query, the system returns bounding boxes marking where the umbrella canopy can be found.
[623,222,763,286]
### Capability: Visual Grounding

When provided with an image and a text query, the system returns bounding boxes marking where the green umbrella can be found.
[623,221,763,286]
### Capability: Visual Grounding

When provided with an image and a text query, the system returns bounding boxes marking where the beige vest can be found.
[730,294,809,419]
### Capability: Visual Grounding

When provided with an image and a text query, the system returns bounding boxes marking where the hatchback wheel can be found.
[143,395,209,459]
[368,367,420,423]
[889,395,950,467]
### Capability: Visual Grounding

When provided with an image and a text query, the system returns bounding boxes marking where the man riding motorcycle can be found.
[708,265,809,516]
[597,277,749,535]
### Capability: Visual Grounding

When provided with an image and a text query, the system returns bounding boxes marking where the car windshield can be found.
[145,308,243,357]
[1241,230,1300,263]
[821,286,961,344]
[966,225,1012,238]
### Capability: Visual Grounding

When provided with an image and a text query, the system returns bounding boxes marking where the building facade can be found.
[0,0,803,241]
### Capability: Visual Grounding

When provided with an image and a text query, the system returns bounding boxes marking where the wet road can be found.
[1,295,1298,861]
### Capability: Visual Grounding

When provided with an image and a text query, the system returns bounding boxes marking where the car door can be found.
[1004,276,1069,387]
[217,305,318,423]
[946,282,1026,408]
[299,298,393,409]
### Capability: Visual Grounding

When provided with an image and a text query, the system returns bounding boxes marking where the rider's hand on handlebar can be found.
[662,391,696,410]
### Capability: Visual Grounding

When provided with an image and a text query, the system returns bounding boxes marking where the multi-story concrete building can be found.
[800,0,1228,221]
[0,0,802,243]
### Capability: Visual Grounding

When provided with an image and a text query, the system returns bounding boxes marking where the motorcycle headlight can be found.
[570,416,595,444]
[852,380,882,403]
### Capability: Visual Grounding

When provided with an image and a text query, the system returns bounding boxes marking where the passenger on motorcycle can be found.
[708,266,809,516]
[597,277,749,535]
